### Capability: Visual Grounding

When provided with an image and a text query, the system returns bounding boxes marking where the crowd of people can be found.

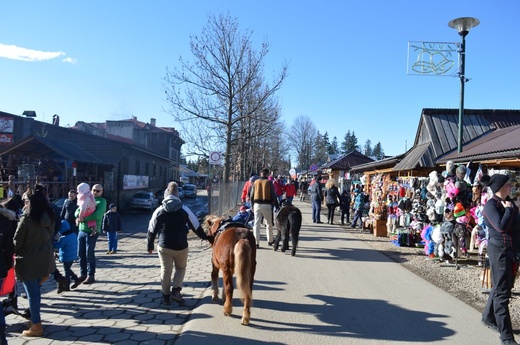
[0,182,117,341]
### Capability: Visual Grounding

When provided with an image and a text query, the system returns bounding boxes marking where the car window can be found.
[133,192,150,199]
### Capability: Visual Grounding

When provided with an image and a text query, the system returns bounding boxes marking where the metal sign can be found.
[209,151,222,165]
[407,41,459,76]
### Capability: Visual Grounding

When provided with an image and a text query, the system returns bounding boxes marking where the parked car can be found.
[52,197,67,210]
[178,187,185,199]
[155,189,165,204]
[129,191,159,211]
[183,183,197,198]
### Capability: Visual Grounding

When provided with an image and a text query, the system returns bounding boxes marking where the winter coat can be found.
[60,198,78,230]
[54,221,78,263]
[0,208,16,279]
[13,211,56,282]
[310,180,323,202]
[483,195,520,251]
[250,178,279,207]
[273,180,284,197]
[353,193,365,211]
[147,196,207,251]
[102,211,122,233]
[285,183,297,198]
[325,186,340,206]
[339,193,352,211]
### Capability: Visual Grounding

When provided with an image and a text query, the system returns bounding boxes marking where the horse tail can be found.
[234,239,253,302]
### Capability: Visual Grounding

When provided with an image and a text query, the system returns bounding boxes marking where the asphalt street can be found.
[4,196,500,345]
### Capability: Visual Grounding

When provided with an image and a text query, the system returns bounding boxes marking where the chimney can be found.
[150,118,156,126]
[52,114,60,126]
[132,115,137,121]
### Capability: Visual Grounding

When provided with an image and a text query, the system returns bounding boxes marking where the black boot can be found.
[162,294,171,305]
[57,278,70,294]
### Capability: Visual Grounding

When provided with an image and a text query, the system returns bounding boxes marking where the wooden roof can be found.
[395,108,520,170]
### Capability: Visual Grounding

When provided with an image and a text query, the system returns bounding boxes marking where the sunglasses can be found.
[92,189,102,193]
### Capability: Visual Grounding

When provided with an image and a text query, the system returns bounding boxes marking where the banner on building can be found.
[123,174,149,190]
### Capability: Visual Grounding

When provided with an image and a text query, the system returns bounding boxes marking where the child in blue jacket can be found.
[54,220,80,290]
[102,203,122,254]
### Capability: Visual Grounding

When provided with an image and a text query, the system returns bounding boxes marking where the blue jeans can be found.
[311,198,321,222]
[107,231,118,252]
[0,279,5,345]
[22,278,42,324]
[352,209,363,227]
[78,230,98,277]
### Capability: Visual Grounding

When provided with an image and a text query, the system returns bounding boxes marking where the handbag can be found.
[0,267,15,296]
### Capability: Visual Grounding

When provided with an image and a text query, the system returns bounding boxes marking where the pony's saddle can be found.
[216,217,250,234]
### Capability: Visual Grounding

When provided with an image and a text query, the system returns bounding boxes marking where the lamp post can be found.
[448,17,479,153]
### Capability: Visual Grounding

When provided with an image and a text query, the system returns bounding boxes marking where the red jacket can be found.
[241,180,252,202]
[285,183,297,198]
[273,180,284,197]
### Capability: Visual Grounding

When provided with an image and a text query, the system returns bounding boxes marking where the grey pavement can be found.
[5,200,500,344]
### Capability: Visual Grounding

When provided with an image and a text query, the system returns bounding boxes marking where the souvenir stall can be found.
[361,172,400,237]
[419,162,520,267]
[387,175,429,247]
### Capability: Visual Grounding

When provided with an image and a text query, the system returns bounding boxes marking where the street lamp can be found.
[448,17,480,153]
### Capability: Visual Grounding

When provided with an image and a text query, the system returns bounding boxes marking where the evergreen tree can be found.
[328,136,339,155]
[372,142,385,160]
[363,139,372,156]
[341,130,359,153]
[313,131,328,166]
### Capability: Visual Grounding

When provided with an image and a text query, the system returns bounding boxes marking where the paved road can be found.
[4,198,499,344]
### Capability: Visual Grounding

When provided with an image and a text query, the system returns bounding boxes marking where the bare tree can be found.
[290,115,317,172]
[163,13,288,182]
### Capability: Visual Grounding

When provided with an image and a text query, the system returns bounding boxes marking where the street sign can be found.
[209,151,222,165]
[309,164,318,172]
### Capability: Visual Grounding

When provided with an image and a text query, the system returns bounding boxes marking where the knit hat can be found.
[109,203,117,209]
[60,220,71,233]
[453,202,466,218]
[77,182,90,194]
[239,206,247,212]
[481,174,510,193]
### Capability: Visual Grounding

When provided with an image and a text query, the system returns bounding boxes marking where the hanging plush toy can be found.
[454,215,470,258]
[439,221,455,260]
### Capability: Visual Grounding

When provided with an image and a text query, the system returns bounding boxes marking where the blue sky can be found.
[1,1,519,158]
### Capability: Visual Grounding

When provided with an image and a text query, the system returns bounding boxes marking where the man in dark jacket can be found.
[61,190,78,234]
[310,175,324,223]
[147,181,208,306]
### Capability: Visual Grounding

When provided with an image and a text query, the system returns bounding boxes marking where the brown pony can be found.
[203,215,257,325]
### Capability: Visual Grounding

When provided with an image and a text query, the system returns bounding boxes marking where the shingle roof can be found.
[396,108,520,170]
[0,125,170,165]
[392,143,433,171]
[349,153,405,173]
[438,124,520,163]
[321,151,374,170]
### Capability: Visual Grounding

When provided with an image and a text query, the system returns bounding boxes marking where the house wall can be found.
[105,121,135,141]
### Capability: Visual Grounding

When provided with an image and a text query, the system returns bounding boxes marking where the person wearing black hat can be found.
[480,174,520,345]
[102,203,122,254]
